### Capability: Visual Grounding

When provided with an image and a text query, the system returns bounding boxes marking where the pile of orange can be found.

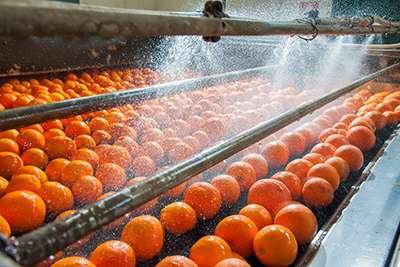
[0,69,398,267]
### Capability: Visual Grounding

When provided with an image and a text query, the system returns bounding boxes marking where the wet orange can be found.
[20,148,49,169]
[240,154,269,180]
[225,161,257,191]
[130,156,156,177]
[183,182,221,220]
[121,215,164,262]
[210,174,241,205]
[156,255,199,267]
[346,125,376,151]
[334,145,364,171]
[16,129,46,153]
[285,158,314,186]
[70,148,99,170]
[61,160,94,188]
[302,177,334,208]
[270,171,302,200]
[95,163,127,192]
[43,136,77,160]
[0,190,46,234]
[50,257,96,267]
[45,158,70,183]
[72,175,103,204]
[160,201,197,235]
[261,141,289,168]
[0,138,20,154]
[325,156,350,183]
[37,181,74,215]
[90,240,136,267]
[253,224,297,267]
[0,152,24,179]
[214,214,258,258]
[5,174,41,194]
[189,235,232,267]
[239,204,272,231]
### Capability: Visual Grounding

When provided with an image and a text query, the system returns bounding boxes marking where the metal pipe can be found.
[0,66,275,131]
[1,1,400,38]
[14,62,400,267]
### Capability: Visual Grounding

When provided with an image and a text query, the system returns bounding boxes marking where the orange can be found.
[186,116,205,133]
[302,152,325,165]
[41,119,64,132]
[43,128,66,141]
[302,177,334,207]
[20,148,49,169]
[169,119,191,138]
[334,144,364,171]
[214,215,258,258]
[0,177,8,198]
[37,181,74,215]
[183,182,221,220]
[160,201,197,235]
[274,203,318,245]
[182,136,202,154]
[383,111,398,126]
[293,127,315,147]
[114,136,140,159]
[91,130,113,145]
[0,93,17,109]
[45,158,70,183]
[162,128,178,138]
[97,192,129,230]
[90,240,136,267]
[121,215,164,262]
[160,137,182,153]
[0,129,19,141]
[50,257,96,267]
[73,134,96,150]
[0,190,46,234]
[210,174,240,205]
[239,204,272,230]
[261,141,289,168]
[279,132,306,156]
[124,177,158,213]
[130,156,156,177]
[324,134,350,148]
[285,158,313,186]
[346,125,376,151]
[363,110,386,130]
[214,258,251,267]
[5,174,41,194]
[247,179,292,218]
[107,124,138,141]
[140,127,165,144]
[310,143,337,160]
[0,214,11,237]
[12,165,48,184]
[72,175,103,204]
[325,156,350,183]
[0,138,20,154]
[189,235,232,267]
[16,129,46,153]
[270,171,302,200]
[139,141,165,165]
[105,112,127,124]
[64,121,91,139]
[192,131,211,150]
[225,161,257,191]
[348,117,376,132]
[307,163,341,191]
[98,145,131,171]
[253,224,298,267]
[167,142,194,164]
[317,128,343,143]
[240,154,268,180]
[70,148,99,170]
[12,95,32,108]
[43,136,77,160]
[61,160,94,188]
[156,255,199,267]
[20,124,44,134]
[201,117,229,143]
[0,152,24,179]
[95,163,127,191]
[88,117,110,132]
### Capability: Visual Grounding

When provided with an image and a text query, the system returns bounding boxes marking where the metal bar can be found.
[0,66,275,131]
[1,0,400,38]
[14,62,400,267]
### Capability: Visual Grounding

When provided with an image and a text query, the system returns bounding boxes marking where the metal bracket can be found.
[202,0,230,42]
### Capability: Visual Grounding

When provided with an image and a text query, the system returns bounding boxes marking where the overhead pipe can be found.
[1,0,400,39]
[9,62,400,267]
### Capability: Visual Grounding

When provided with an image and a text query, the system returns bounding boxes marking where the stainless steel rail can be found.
[12,63,400,267]
[0,65,275,131]
[1,0,400,38]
